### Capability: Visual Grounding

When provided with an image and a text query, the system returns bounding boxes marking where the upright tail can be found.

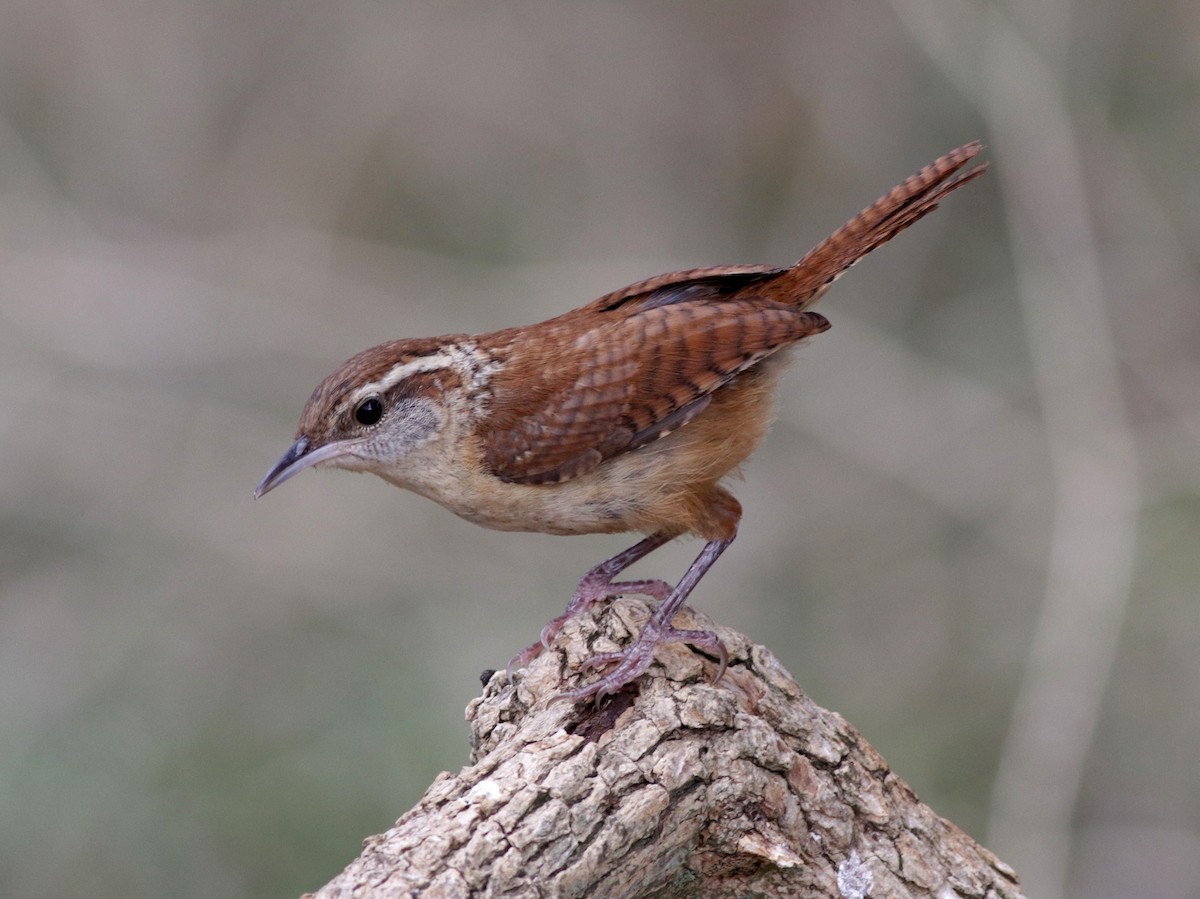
[773,141,988,309]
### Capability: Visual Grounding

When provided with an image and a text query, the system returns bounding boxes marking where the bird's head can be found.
[254,337,469,498]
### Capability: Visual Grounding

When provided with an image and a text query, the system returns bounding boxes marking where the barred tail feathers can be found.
[779,142,987,310]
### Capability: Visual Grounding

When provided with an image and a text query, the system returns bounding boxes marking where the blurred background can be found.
[1,2,1196,897]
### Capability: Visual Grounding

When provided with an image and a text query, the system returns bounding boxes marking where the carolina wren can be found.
[256,143,986,700]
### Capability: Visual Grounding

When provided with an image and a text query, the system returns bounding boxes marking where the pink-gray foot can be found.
[506,533,674,676]
[556,536,734,702]
[506,577,671,673]
[560,623,729,702]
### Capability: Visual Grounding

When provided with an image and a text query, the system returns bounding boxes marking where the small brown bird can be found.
[256,143,987,700]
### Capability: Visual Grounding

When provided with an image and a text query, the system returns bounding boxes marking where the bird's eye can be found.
[354,397,384,426]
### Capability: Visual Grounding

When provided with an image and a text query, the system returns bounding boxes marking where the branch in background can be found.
[307,601,1023,898]
[886,4,1142,893]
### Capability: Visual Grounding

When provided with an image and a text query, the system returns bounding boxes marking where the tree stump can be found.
[307,598,1023,898]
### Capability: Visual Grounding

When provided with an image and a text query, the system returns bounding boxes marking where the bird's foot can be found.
[506,576,672,676]
[556,623,729,704]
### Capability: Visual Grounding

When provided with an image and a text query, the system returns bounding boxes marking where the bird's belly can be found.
[391,461,656,536]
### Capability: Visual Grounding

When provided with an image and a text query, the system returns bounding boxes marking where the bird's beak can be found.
[254,436,355,498]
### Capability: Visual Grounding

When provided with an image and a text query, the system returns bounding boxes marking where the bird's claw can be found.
[506,576,673,677]
[555,624,729,705]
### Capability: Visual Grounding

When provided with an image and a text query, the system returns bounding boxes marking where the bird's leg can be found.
[508,532,674,673]
[560,535,734,702]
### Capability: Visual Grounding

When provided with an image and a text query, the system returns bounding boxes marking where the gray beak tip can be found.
[254,435,313,500]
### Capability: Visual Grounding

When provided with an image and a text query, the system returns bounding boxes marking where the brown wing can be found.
[582,264,783,313]
[481,142,986,485]
[482,282,828,484]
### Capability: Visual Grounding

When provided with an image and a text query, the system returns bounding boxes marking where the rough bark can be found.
[306,599,1023,898]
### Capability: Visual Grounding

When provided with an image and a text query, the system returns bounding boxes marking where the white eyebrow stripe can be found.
[347,352,457,406]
